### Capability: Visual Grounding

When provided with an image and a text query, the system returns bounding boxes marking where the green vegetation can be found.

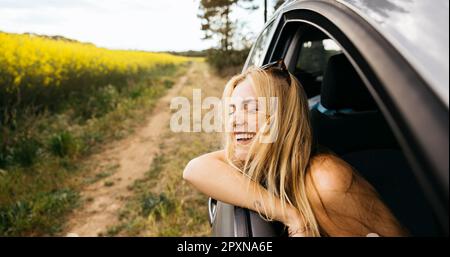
[206,48,250,75]
[0,44,190,235]
[0,189,79,236]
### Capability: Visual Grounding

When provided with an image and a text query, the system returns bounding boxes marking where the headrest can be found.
[321,54,376,111]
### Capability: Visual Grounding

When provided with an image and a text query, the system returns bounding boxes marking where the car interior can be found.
[290,25,440,236]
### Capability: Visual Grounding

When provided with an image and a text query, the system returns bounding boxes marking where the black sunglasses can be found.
[260,59,291,85]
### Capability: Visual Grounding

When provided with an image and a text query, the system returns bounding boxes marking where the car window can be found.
[247,22,276,67]
[296,39,341,85]
[292,39,341,98]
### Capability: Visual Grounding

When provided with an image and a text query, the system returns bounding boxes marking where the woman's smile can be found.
[234,132,256,145]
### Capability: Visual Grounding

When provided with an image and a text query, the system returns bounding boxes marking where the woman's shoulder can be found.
[184,150,227,178]
[205,149,226,160]
[189,149,226,165]
[306,152,356,193]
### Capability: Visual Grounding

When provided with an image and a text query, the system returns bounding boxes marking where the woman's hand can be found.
[284,207,309,237]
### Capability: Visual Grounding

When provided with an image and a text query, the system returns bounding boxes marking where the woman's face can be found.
[228,78,265,160]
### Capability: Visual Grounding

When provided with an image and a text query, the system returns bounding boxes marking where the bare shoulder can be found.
[188,149,226,167]
[183,149,227,179]
[198,149,226,162]
[306,153,357,193]
[207,149,227,161]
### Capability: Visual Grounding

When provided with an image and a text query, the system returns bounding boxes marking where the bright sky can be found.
[0,0,274,52]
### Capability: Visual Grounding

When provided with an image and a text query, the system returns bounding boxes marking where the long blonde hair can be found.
[222,66,321,236]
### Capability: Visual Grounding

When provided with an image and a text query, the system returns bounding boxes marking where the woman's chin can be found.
[234,148,249,161]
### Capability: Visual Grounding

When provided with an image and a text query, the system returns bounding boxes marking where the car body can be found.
[209,0,449,236]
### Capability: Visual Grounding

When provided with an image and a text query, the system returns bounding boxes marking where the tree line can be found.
[198,0,286,72]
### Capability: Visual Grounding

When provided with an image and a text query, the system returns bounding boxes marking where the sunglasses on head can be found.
[260,59,291,85]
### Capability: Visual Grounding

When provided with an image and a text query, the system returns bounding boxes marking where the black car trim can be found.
[234,207,250,236]
[208,197,217,226]
[243,17,281,70]
[240,1,448,236]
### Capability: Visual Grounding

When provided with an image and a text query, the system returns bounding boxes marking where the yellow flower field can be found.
[0,32,189,92]
[0,32,194,236]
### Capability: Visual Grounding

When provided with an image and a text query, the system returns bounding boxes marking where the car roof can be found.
[277,0,449,108]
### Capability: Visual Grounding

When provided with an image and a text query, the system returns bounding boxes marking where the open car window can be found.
[294,38,342,98]
[296,39,341,79]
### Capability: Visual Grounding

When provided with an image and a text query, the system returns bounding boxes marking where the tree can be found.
[265,0,286,23]
[264,0,267,23]
[198,0,257,51]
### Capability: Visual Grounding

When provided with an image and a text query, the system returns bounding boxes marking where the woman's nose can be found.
[233,110,247,128]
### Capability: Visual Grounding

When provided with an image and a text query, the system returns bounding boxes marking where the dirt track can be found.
[63,65,195,236]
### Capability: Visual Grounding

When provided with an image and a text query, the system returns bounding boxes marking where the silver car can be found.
[209,0,449,237]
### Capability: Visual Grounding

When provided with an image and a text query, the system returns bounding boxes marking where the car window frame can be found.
[244,17,279,69]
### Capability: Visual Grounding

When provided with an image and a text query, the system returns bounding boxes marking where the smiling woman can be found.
[226,79,264,161]
[183,63,408,237]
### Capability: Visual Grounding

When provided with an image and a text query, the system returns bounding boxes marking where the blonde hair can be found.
[222,66,321,236]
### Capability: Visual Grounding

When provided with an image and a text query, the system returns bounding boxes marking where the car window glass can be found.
[293,39,341,98]
[247,22,276,67]
[296,39,341,83]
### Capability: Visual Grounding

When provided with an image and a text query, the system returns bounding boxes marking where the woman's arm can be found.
[183,150,305,235]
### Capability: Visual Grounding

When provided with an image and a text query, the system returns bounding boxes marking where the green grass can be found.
[49,131,80,158]
[0,189,79,236]
[104,181,115,187]
[0,62,190,236]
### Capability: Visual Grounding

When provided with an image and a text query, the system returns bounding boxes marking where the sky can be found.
[0,0,275,52]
